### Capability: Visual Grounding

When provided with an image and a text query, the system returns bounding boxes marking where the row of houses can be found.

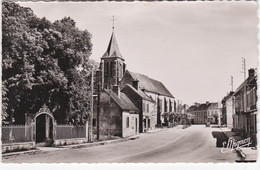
[92,31,178,138]
[221,68,257,146]
[186,102,221,124]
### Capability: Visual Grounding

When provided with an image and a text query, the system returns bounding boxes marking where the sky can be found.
[18,1,258,106]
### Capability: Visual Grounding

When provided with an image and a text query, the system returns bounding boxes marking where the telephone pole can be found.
[88,69,94,142]
[242,57,246,80]
[97,82,100,140]
[230,76,234,92]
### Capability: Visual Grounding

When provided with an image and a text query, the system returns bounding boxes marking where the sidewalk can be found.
[219,127,257,162]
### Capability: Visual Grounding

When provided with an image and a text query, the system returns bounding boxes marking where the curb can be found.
[2,149,42,158]
[70,135,140,149]
[2,135,140,157]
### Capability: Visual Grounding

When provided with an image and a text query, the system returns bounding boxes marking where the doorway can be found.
[36,114,54,144]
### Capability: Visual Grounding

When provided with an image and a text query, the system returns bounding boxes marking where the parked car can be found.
[205,122,210,127]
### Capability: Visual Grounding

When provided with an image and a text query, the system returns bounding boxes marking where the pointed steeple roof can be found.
[102,32,124,59]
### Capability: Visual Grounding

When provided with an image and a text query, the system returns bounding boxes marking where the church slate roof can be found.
[127,71,174,98]
[101,32,123,59]
[104,89,139,112]
[121,84,155,103]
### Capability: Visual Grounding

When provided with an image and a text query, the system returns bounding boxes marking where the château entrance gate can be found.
[26,104,57,144]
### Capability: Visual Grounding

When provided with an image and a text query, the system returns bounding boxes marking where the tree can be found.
[2,2,95,125]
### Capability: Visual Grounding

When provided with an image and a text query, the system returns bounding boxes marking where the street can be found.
[2,125,240,163]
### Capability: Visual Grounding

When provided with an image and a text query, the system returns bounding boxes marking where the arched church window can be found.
[110,61,114,77]
[105,62,109,77]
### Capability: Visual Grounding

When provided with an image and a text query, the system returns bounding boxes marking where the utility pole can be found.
[97,82,100,140]
[230,76,234,92]
[242,57,246,80]
[88,69,94,142]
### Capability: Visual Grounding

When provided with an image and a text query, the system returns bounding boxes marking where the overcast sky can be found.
[18,1,258,105]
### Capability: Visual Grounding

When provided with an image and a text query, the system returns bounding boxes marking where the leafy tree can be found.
[2,2,96,125]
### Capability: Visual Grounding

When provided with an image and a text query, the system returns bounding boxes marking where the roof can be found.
[127,71,174,98]
[222,92,234,103]
[101,32,123,59]
[121,84,155,103]
[187,102,212,112]
[234,75,257,96]
[104,89,138,111]
[208,102,219,109]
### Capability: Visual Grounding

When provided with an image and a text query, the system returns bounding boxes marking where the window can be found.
[143,103,145,112]
[105,62,109,77]
[132,117,134,129]
[110,61,113,77]
[164,97,167,112]
[148,119,151,128]
[169,99,172,112]
[93,118,96,127]
[126,117,129,128]
[147,104,149,112]
[143,119,146,128]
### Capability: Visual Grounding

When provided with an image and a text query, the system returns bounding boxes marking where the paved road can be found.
[3,125,240,163]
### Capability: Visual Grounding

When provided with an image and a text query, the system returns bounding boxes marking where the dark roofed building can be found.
[121,84,156,133]
[93,88,139,138]
[120,70,175,127]
[187,102,219,124]
[121,71,174,98]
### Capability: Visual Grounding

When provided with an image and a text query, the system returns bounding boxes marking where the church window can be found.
[110,61,113,77]
[164,97,167,112]
[105,62,109,77]
[169,99,172,112]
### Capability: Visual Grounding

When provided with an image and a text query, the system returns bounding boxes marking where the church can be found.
[93,29,175,138]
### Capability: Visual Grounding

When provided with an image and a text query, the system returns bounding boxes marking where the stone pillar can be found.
[31,122,36,142]
[45,115,50,139]
[53,121,57,141]
[85,121,88,139]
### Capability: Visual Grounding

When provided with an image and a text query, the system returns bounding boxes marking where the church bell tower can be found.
[100,31,126,90]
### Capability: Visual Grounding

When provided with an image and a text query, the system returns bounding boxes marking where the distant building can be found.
[187,102,220,124]
[207,102,221,124]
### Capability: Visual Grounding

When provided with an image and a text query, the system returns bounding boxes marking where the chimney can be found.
[132,79,139,90]
[112,85,120,97]
[248,68,255,79]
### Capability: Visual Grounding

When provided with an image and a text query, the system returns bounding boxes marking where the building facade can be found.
[93,89,139,138]
[221,92,235,128]
[121,84,156,132]
[233,68,257,146]
[187,102,220,124]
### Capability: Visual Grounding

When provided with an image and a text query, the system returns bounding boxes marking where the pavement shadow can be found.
[212,131,228,147]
